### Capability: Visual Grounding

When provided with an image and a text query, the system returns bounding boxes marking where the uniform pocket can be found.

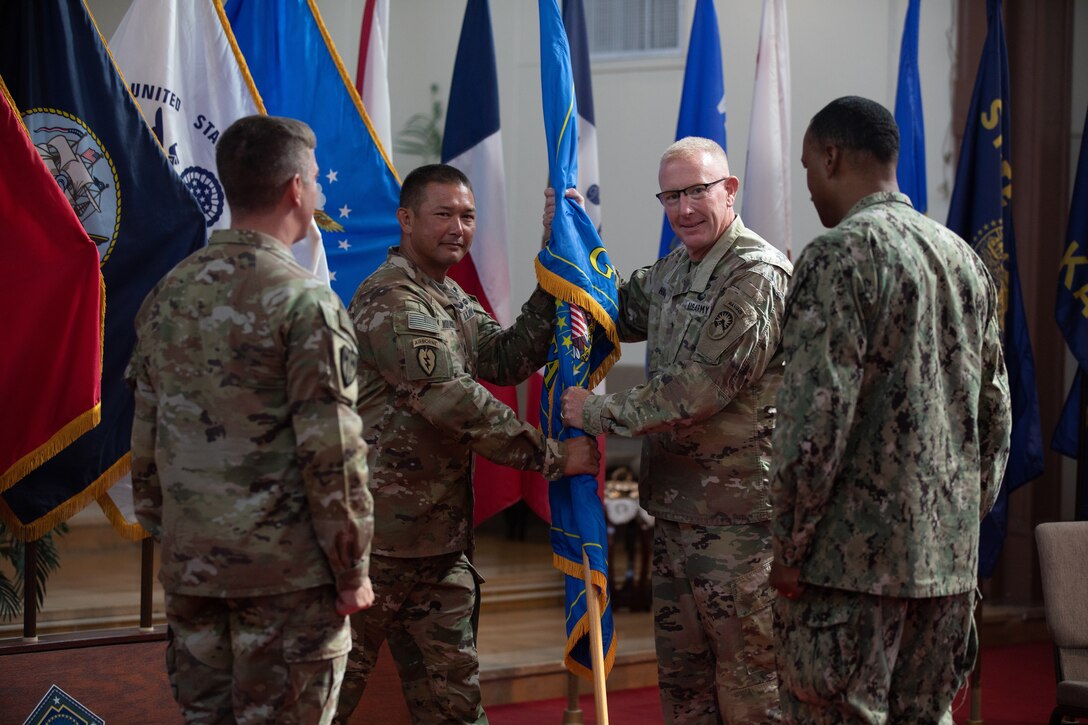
[731,558,775,617]
[776,592,859,702]
[283,617,351,663]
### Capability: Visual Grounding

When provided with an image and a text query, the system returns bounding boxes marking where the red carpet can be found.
[487,641,1056,725]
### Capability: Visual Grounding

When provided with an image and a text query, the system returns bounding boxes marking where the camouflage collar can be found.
[386,246,450,296]
[843,191,913,220]
[209,228,298,265]
[689,215,747,292]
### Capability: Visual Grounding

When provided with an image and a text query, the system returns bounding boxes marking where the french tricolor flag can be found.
[442,0,521,524]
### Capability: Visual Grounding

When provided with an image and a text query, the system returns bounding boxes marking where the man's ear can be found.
[723,176,740,203]
[824,144,842,178]
[283,172,303,207]
[396,206,412,235]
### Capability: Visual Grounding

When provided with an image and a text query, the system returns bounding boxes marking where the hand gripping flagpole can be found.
[536,1,620,721]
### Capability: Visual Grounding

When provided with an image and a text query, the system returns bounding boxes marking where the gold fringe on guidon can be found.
[533,257,621,390]
[552,548,618,681]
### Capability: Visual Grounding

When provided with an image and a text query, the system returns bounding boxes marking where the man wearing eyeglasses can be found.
[556,136,792,723]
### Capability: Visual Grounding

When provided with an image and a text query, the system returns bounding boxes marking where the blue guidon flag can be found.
[535,0,620,680]
[946,0,1043,577]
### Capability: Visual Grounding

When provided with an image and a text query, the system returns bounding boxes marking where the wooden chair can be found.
[1035,521,1088,725]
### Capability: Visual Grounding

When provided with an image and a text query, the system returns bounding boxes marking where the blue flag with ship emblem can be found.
[536,0,619,680]
[226,0,401,304]
[0,0,206,540]
[946,0,1043,577]
[1053,106,1088,520]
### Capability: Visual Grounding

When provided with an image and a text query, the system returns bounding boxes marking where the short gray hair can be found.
[660,136,730,174]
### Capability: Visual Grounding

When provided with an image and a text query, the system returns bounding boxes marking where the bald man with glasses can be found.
[554,136,792,723]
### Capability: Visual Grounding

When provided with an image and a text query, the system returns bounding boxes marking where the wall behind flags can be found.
[85,0,1088,528]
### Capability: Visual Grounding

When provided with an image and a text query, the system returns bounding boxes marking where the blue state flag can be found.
[226,0,401,303]
[536,0,619,680]
[0,0,206,539]
[659,0,726,258]
[894,0,927,213]
[946,0,1043,577]
[1053,105,1088,519]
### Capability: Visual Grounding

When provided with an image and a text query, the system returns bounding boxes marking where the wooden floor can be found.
[0,501,1050,720]
[0,503,659,709]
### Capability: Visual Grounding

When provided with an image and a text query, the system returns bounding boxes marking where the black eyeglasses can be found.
[655,178,728,207]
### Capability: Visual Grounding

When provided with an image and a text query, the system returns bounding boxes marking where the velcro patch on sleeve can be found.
[400,334,452,381]
[696,291,758,362]
[407,311,440,333]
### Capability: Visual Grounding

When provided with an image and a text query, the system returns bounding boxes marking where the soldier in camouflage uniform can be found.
[769,96,1013,723]
[560,137,792,724]
[335,164,601,725]
[126,116,374,725]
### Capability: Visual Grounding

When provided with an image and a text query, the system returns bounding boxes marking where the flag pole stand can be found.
[967,594,983,724]
[562,671,584,724]
[581,548,609,725]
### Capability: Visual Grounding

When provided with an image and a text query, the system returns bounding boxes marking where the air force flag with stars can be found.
[226,0,401,303]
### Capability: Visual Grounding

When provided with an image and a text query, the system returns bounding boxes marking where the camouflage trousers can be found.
[773,586,977,724]
[653,519,780,724]
[164,586,349,725]
[335,552,486,725]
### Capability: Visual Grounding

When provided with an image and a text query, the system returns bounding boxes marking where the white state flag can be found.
[357,0,392,154]
[110,0,329,278]
[741,0,792,258]
[103,0,328,537]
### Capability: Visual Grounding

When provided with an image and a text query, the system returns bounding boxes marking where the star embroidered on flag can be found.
[325,169,338,183]
[338,239,351,250]
[330,270,337,281]
[338,204,351,218]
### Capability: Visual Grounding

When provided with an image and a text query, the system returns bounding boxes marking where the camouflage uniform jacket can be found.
[771,192,1012,598]
[127,229,373,598]
[581,216,792,525]
[349,247,565,558]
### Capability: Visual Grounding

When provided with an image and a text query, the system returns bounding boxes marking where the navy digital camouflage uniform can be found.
[127,228,373,725]
[336,247,566,724]
[578,217,792,724]
[771,192,1012,723]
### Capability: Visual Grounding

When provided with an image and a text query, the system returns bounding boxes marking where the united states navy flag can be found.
[226,0,401,304]
[0,0,206,540]
[946,0,1043,576]
[1053,105,1088,520]
[536,0,619,680]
